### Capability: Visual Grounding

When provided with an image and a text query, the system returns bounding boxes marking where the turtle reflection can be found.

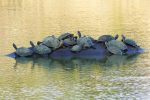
[105,54,139,66]
[13,54,138,70]
[13,57,107,70]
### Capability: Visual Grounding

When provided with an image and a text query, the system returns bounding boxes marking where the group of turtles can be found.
[12,31,140,57]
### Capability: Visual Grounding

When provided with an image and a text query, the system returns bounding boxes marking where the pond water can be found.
[0,0,150,99]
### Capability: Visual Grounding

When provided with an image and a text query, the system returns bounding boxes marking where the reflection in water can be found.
[10,55,150,99]
[105,54,139,66]
[14,55,138,70]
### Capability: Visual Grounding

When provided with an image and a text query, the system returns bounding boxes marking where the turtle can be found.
[58,33,74,40]
[30,41,52,55]
[12,43,33,57]
[77,36,95,49]
[122,35,139,48]
[105,42,123,55]
[107,40,127,51]
[39,35,63,50]
[76,31,95,49]
[98,34,119,42]
[71,45,82,53]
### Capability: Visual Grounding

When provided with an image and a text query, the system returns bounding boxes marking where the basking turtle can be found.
[77,31,95,49]
[58,33,74,40]
[77,31,95,42]
[12,43,33,57]
[77,36,95,49]
[98,34,119,42]
[40,35,63,50]
[30,41,52,55]
[107,40,127,51]
[122,35,139,48]
[71,45,82,53]
[105,42,123,55]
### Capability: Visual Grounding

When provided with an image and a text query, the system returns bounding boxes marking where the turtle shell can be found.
[77,37,94,48]
[106,45,123,55]
[34,44,52,55]
[98,35,115,42]
[107,40,127,51]
[124,39,138,47]
[58,33,73,40]
[71,45,82,52]
[87,36,95,42]
[42,36,62,50]
[16,47,33,57]
[63,38,76,46]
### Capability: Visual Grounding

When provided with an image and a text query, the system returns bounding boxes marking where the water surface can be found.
[0,0,150,99]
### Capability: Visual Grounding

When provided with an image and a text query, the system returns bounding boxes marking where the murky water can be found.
[0,0,150,99]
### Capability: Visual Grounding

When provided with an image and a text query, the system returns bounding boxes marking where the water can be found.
[0,0,150,99]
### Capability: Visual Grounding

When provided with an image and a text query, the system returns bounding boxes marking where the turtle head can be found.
[114,34,119,40]
[12,43,17,50]
[121,35,126,41]
[77,31,82,38]
[30,41,35,47]
[37,41,42,45]
[67,33,74,38]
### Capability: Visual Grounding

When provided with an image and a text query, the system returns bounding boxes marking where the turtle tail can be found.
[12,43,17,50]
[30,41,35,47]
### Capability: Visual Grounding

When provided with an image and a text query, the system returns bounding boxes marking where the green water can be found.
[0,0,150,99]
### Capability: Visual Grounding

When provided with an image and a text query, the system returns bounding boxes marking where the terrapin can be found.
[12,43,33,57]
[40,35,63,50]
[105,42,123,55]
[77,31,95,49]
[58,33,74,40]
[71,45,82,53]
[107,40,127,51]
[30,41,52,55]
[77,36,95,49]
[122,35,139,48]
[98,34,119,42]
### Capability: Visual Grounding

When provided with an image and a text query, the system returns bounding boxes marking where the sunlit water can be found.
[0,0,150,99]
